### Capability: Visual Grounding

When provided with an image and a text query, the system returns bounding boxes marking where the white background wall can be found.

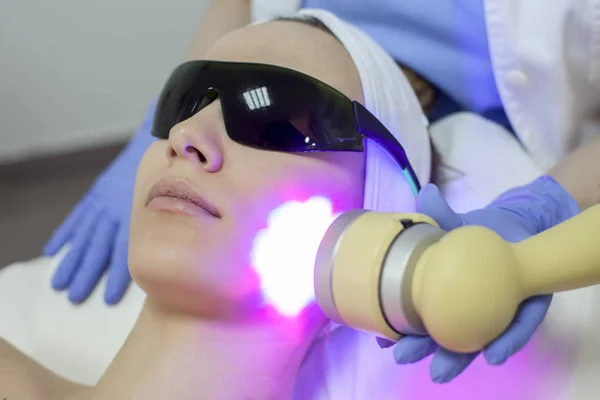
[0,0,212,163]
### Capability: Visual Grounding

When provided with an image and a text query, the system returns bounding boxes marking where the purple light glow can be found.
[250,196,340,317]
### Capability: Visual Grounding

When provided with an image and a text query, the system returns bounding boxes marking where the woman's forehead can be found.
[202,21,364,104]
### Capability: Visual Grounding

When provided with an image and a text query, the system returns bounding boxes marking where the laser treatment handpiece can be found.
[314,204,600,354]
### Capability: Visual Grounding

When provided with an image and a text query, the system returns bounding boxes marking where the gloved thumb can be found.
[416,184,464,231]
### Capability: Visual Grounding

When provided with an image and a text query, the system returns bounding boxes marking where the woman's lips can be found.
[146,178,221,219]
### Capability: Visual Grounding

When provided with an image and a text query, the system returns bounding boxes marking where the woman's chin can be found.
[129,248,258,316]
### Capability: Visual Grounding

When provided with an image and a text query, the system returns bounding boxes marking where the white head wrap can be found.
[261,8,432,212]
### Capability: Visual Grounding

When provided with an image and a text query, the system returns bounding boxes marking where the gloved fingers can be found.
[376,337,396,348]
[484,294,552,365]
[392,335,438,364]
[43,199,90,256]
[67,214,118,303]
[104,224,132,305]
[430,347,479,384]
[51,207,103,290]
[416,184,464,231]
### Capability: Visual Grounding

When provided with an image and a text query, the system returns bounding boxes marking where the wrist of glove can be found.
[488,175,580,234]
[104,101,158,173]
[379,175,579,383]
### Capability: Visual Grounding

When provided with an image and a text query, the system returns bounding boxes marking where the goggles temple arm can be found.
[352,102,421,194]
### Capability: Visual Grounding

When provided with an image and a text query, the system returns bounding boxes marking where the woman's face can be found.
[129,20,366,317]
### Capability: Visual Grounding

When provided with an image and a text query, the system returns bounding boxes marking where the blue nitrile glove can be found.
[43,101,158,305]
[378,176,580,383]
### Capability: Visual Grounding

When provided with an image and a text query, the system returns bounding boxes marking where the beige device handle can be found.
[412,204,600,353]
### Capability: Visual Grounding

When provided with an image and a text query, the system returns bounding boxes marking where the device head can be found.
[314,210,443,340]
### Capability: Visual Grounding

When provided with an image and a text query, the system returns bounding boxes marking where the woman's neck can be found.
[88,299,325,400]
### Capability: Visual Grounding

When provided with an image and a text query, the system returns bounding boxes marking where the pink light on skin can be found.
[250,196,340,318]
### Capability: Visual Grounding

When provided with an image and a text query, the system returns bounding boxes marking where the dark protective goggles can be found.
[152,60,421,194]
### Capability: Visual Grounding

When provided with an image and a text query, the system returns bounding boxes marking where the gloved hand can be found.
[43,101,158,305]
[378,176,580,383]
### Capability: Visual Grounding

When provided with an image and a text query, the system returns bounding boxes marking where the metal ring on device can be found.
[314,209,367,326]
[379,223,446,335]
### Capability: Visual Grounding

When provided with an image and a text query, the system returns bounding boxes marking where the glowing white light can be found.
[251,196,339,316]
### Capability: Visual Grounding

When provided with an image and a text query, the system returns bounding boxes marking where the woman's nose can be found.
[166,104,224,172]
